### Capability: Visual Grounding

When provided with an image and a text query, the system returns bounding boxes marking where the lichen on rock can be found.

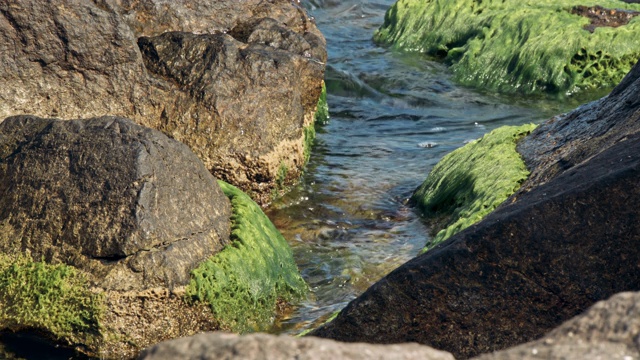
[186,180,307,333]
[374,0,640,95]
[412,124,536,251]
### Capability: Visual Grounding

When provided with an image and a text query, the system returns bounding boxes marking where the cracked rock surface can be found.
[0,115,231,291]
[0,0,326,205]
[311,62,640,358]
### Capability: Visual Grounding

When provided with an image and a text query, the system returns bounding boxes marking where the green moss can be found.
[314,82,329,125]
[186,180,307,333]
[303,124,316,165]
[412,124,536,252]
[375,0,640,95]
[0,255,103,346]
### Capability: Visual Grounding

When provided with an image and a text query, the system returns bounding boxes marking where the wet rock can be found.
[311,62,640,358]
[0,0,326,204]
[474,291,640,360]
[138,332,455,360]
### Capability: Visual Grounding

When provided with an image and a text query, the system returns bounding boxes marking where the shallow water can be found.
[266,0,605,334]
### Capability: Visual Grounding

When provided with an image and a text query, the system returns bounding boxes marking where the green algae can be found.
[186,180,307,333]
[314,82,329,126]
[304,82,327,164]
[0,255,103,346]
[412,124,536,252]
[375,0,640,95]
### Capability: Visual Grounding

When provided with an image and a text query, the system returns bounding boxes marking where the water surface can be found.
[267,0,601,334]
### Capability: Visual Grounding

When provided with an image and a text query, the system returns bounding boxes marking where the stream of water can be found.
[266,0,604,334]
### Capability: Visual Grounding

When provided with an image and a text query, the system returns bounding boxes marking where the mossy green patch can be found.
[314,82,329,126]
[412,124,536,252]
[303,124,316,165]
[304,82,327,164]
[374,0,640,95]
[0,255,103,346]
[186,180,307,333]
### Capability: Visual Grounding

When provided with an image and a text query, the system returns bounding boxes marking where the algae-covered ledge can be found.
[412,124,536,252]
[374,0,640,95]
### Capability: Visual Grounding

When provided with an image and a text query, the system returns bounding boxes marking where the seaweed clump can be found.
[412,124,536,252]
[374,0,640,95]
[186,180,307,333]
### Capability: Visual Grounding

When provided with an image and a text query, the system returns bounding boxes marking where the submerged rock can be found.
[374,0,640,95]
[138,332,455,360]
[0,0,326,204]
[311,62,640,358]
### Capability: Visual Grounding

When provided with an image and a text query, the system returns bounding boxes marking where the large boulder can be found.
[474,291,640,360]
[0,0,326,204]
[374,0,640,95]
[0,116,307,358]
[0,115,230,357]
[311,63,640,358]
[0,115,231,291]
[138,332,455,360]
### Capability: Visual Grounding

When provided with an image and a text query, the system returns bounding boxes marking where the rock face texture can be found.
[475,291,640,360]
[138,332,455,360]
[0,0,326,204]
[311,62,640,358]
[0,116,231,291]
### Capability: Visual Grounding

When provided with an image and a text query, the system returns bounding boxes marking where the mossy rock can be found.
[375,0,640,95]
[186,180,307,333]
[412,124,536,252]
[0,255,103,349]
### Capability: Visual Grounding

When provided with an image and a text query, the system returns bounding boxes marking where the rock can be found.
[0,115,231,291]
[374,0,640,95]
[0,115,230,357]
[473,291,640,360]
[0,0,326,205]
[138,332,455,360]
[311,62,640,358]
[0,115,308,358]
[517,57,640,192]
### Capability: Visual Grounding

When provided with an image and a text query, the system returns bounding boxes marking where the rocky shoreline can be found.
[1,0,639,359]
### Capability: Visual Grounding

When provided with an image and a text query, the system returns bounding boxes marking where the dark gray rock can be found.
[311,62,640,358]
[517,59,640,191]
[0,115,231,291]
[0,0,326,205]
[473,291,640,360]
[138,332,455,360]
